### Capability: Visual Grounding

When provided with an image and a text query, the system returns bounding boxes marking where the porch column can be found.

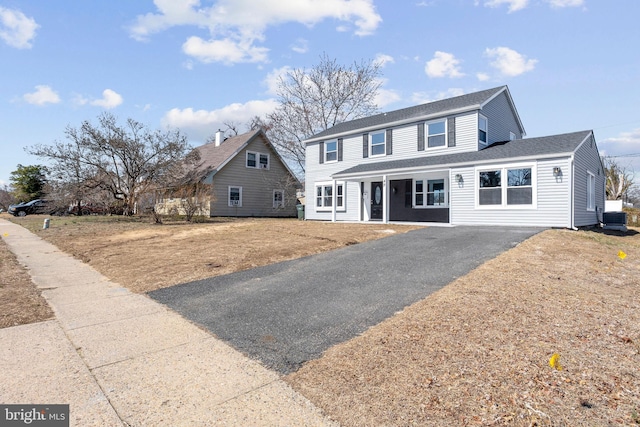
[382,174,388,224]
[331,179,337,222]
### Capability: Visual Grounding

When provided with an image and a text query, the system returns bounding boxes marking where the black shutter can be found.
[448,117,456,147]
[338,138,343,162]
[386,129,393,155]
[417,123,425,151]
[363,133,369,158]
[319,141,324,164]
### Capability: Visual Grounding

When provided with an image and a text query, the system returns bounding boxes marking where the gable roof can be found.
[306,86,522,143]
[192,129,299,183]
[332,130,593,179]
[195,129,260,173]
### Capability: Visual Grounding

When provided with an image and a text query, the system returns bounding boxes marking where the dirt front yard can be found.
[2,214,420,294]
[2,213,639,425]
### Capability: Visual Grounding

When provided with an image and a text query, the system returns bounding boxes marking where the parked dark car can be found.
[7,199,55,216]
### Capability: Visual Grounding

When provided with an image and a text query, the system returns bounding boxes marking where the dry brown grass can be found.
[3,213,639,425]
[285,229,640,426]
[3,214,420,293]
[0,236,53,328]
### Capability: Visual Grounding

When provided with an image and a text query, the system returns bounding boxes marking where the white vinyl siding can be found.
[573,134,604,226]
[451,158,572,227]
[480,91,523,145]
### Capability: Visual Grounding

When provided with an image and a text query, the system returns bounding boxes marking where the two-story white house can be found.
[304,86,605,228]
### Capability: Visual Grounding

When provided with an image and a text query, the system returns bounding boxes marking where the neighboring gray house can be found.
[157,129,299,217]
[304,86,605,228]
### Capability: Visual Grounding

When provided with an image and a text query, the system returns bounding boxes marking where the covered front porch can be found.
[330,169,452,224]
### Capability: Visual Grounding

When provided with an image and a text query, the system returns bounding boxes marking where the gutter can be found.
[331,152,576,180]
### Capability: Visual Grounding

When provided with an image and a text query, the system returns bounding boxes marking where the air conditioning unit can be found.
[261,163,268,169]
[230,200,239,206]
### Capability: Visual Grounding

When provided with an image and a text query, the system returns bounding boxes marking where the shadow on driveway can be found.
[149,226,541,374]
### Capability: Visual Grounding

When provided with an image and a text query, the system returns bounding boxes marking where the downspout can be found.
[569,155,577,230]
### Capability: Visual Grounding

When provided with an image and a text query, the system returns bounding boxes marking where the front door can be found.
[371,181,383,220]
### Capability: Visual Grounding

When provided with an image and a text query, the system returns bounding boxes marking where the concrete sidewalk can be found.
[0,219,336,426]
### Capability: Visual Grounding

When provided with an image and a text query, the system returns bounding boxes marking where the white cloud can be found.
[74,89,123,109]
[476,72,490,81]
[545,0,584,7]
[23,85,60,106]
[130,0,381,64]
[601,128,640,153]
[0,6,39,49]
[182,36,269,64]
[485,47,537,77]
[291,38,308,54]
[162,99,279,141]
[484,0,584,12]
[90,89,123,109]
[425,51,464,78]
[600,128,640,177]
[484,0,529,12]
[374,53,394,67]
[264,66,293,96]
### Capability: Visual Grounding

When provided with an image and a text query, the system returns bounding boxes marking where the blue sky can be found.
[2,0,640,187]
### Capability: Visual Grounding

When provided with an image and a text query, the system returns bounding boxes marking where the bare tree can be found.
[603,157,634,200]
[29,113,198,215]
[178,182,213,221]
[0,184,15,211]
[265,53,382,173]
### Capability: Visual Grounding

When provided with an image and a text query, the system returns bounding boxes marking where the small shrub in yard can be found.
[624,207,640,227]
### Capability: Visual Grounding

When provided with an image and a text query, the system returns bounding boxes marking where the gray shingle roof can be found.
[308,86,507,142]
[332,130,593,178]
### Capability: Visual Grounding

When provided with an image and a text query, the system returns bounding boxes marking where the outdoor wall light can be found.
[553,167,562,176]
[455,174,463,182]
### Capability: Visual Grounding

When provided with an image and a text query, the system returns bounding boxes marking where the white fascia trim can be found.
[331,152,575,180]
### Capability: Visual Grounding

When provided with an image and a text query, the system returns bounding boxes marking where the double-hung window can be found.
[477,165,535,208]
[246,151,269,169]
[325,140,338,162]
[228,186,242,207]
[370,131,386,156]
[273,189,284,208]
[507,168,532,205]
[479,115,488,146]
[427,120,446,148]
[414,179,446,207]
[315,182,345,211]
[587,172,595,211]
[427,179,445,206]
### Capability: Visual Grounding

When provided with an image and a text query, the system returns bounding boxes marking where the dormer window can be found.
[479,115,488,146]
[427,120,446,148]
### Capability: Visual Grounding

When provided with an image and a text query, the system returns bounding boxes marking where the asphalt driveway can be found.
[149,226,541,374]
